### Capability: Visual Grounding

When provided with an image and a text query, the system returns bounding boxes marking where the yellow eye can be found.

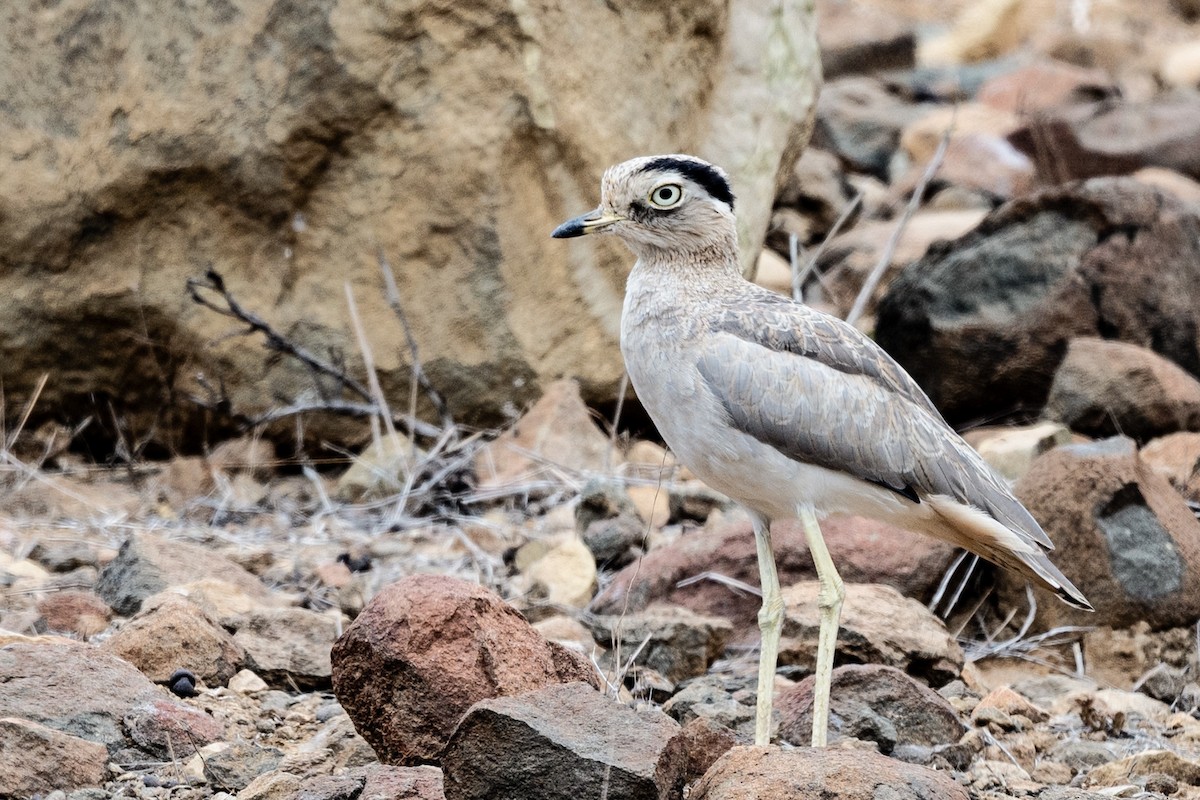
[649,184,684,208]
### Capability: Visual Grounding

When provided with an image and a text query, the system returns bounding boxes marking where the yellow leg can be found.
[752,514,783,746]
[800,505,844,748]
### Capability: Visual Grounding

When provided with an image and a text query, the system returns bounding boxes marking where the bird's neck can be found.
[628,241,744,286]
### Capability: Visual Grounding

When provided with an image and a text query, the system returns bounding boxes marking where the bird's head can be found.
[552,154,737,259]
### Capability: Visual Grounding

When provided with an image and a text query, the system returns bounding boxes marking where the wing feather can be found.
[699,299,1053,551]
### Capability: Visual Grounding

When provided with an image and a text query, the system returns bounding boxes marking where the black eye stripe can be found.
[637,157,735,210]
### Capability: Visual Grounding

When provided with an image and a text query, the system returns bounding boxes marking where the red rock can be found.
[779,583,964,686]
[1045,338,1200,442]
[0,639,204,754]
[978,60,1116,114]
[777,664,965,753]
[591,516,960,636]
[1002,438,1200,630]
[876,178,1200,427]
[102,595,244,685]
[442,682,684,800]
[35,590,111,638]
[331,575,601,765]
[124,697,224,758]
[691,745,969,800]
[0,717,109,796]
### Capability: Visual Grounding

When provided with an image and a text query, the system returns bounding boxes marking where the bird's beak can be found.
[551,208,624,239]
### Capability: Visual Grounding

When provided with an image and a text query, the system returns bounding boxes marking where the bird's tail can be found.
[925,495,1094,612]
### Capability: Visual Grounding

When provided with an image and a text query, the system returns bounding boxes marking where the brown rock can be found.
[816,0,915,79]
[1010,93,1200,183]
[774,147,854,243]
[1141,431,1200,501]
[967,421,1072,481]
[474,379,616,490]
[670,716,737,784]
[95,534,269,616]
[102,595,244,685]
[977,60,1117,114]
[442,682,684,800]
[35,590,112,638]
[331,575,601,765]
[777,664,966,754]
[0,0,819,445]
[0,640,216,755]
[972,686,1049,724]
[691,745,969,800]
[231,607,343,690]
[876,178,1200,427]
[779,583,964,686]
[1045,337,1200,442]
[1002,438,1200,630]
[585,603,733,684]
[591,516,960,636]
[208,436,274,479]
[0,717,109,797]
[1133,167,1200,206]
[1085,749,1200,789]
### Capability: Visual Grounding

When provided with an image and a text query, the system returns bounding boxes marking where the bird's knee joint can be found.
[758,598,784,629]
[818,579,845,612]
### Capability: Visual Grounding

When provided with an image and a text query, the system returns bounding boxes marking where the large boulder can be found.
[331,575,601,765]
[0,0,819,447]
[876,178,1200,426]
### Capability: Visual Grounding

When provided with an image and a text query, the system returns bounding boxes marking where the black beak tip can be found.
[551,219,585,239]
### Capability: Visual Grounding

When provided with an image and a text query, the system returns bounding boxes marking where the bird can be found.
[552,154,1092,749]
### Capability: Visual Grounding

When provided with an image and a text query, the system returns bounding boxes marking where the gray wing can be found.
[698,300,1053,550]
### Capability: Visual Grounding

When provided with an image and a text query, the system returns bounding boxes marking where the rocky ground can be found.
[6,0,1200,798]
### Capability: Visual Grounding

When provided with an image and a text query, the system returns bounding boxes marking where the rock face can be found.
[0,0,819,446]
[0,717,110,798]
[591,516,959,634]
[1044,337,1200,441]
[875,178,1200,426]
[442,682,685,800]
[1003,438,1200,630]
[585,604,733,684]
[331,575,601,765]
[691,746,969,800]
[776,664,966,754]
[230,607,343,691]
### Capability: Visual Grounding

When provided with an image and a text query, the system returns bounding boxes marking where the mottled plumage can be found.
[553,154,1091,747]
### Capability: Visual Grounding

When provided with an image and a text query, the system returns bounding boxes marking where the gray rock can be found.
[585,603,733,684]
[231,607,343,690]
[776,664,966,754]
[876,178,1200,428]
[204,741,284,792]
[661,677,755,742]
[96,535,268,616]
[442,682,685,800]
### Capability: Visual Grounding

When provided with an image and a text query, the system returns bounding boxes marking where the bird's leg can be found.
[799,505,844,748]
[752,514,783,746]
